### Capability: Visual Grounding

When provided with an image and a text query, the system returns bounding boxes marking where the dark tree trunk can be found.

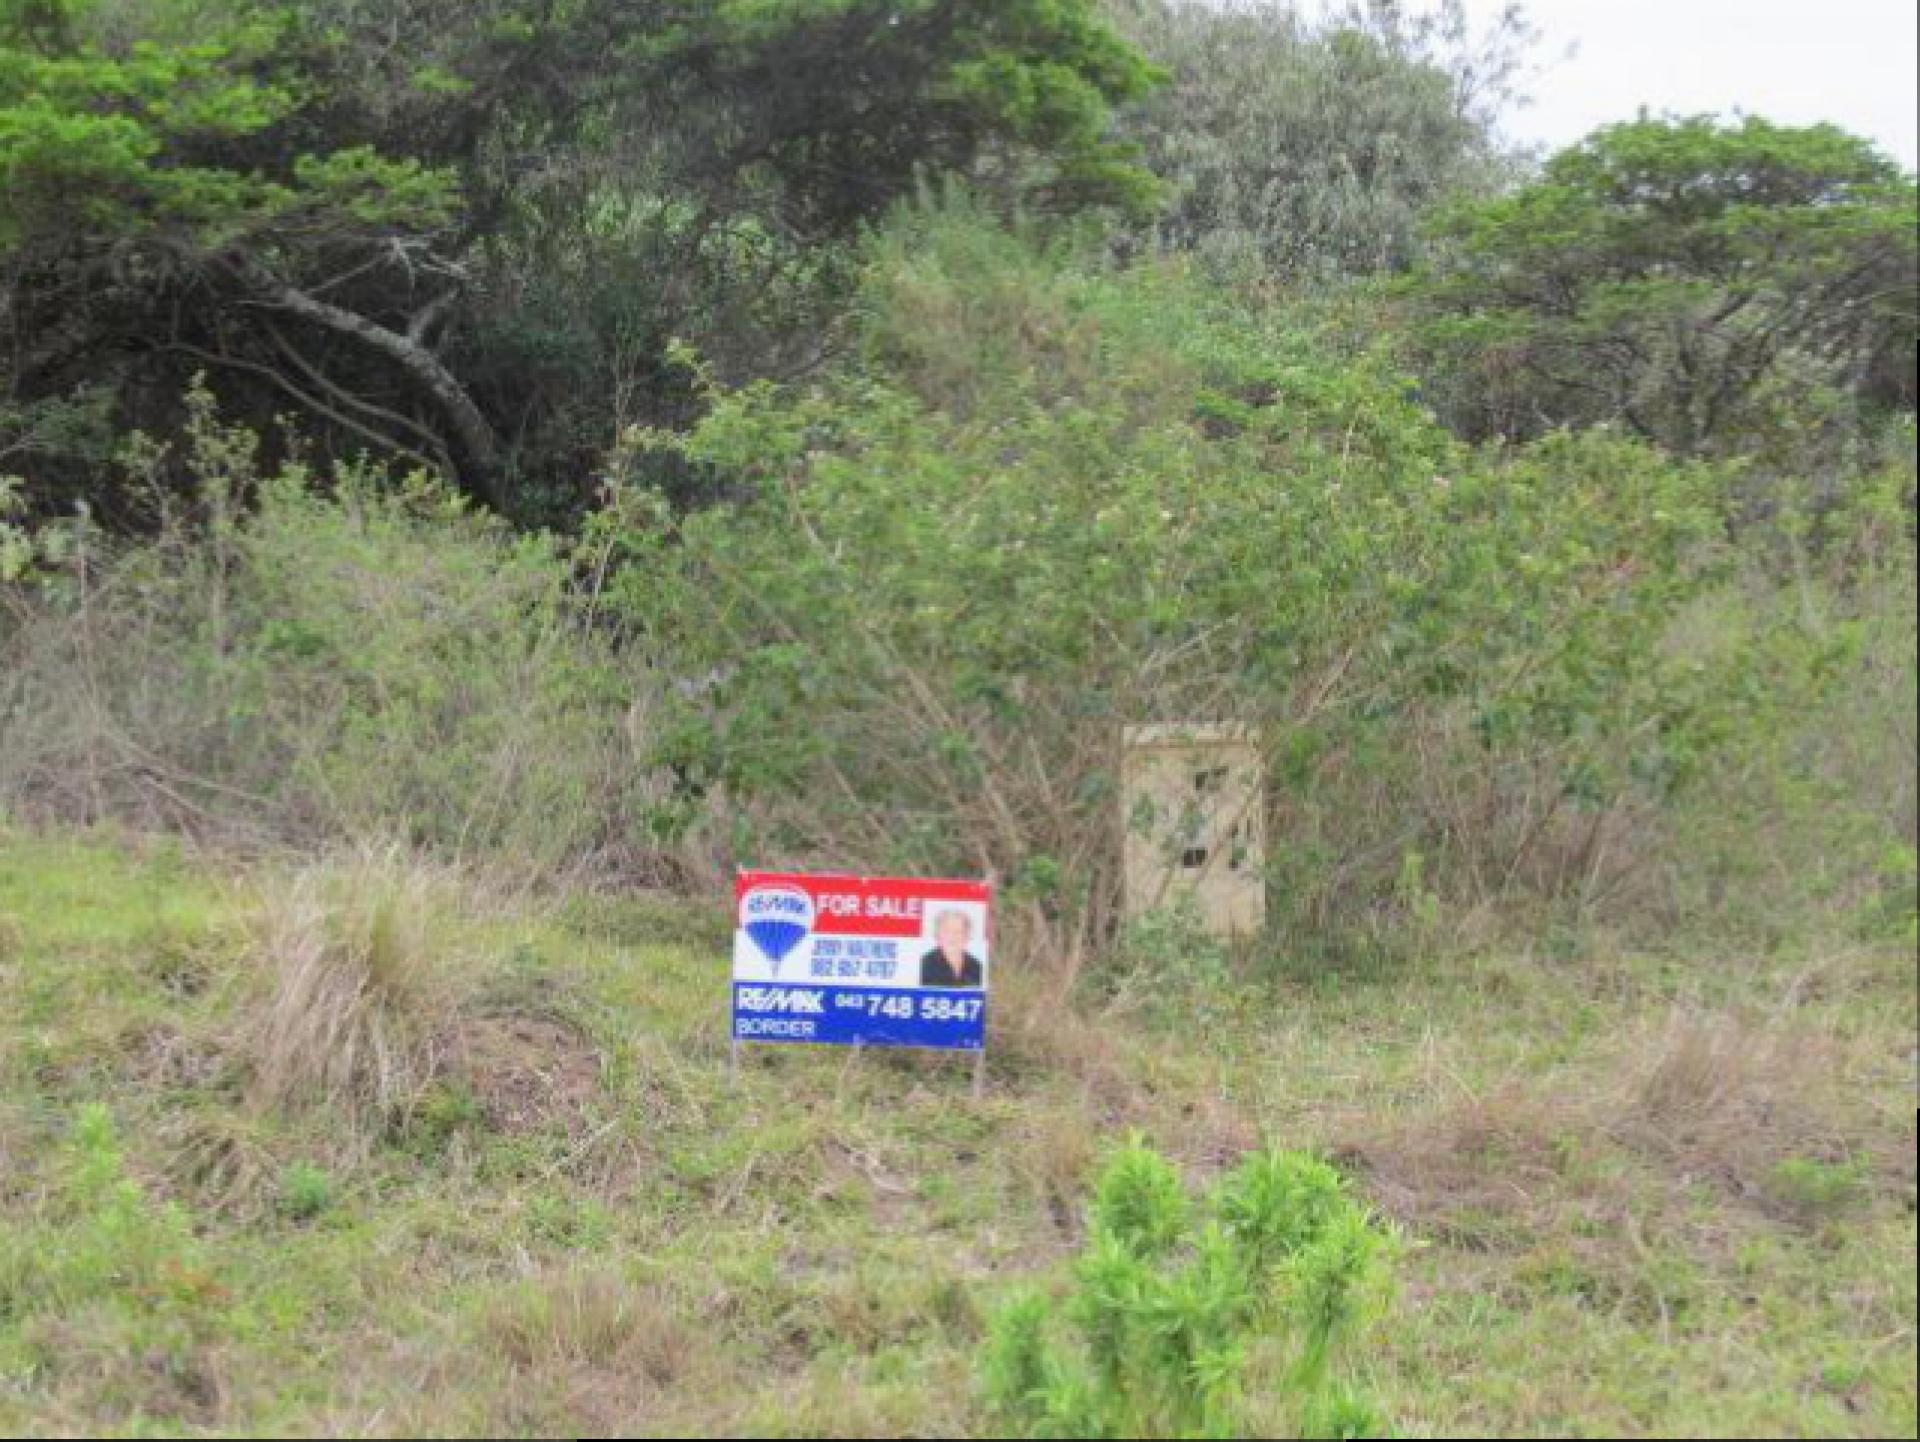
[237,265,503,508]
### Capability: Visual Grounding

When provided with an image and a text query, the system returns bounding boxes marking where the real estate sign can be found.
[731,871,991,1051]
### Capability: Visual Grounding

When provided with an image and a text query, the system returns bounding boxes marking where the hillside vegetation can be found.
[2,1,1916,1437]
[2,195,1914,1442]
[0,831,1913,1436]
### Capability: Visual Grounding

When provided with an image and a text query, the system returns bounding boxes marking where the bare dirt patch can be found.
[1335,1082,1587,1249]
[447,1013,604,1137]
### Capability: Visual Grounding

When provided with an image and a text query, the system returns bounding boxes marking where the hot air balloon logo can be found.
[741,884,814,977]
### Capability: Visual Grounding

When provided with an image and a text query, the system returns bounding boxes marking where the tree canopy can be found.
[1,0,1160,521]
[1108,0,1531,280]
[5,4,1915,523]
[1407,115,1919,453]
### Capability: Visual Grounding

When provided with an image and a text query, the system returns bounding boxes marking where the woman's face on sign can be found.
[938,913,970,955]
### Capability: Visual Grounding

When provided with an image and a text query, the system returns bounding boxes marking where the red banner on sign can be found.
[734,872,993,939]
[733,870,994,1057]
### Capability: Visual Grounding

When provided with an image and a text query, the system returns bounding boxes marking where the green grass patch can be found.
[0,827,1912,1436]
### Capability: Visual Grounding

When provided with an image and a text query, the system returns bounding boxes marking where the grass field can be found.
[0,828,1913,1437]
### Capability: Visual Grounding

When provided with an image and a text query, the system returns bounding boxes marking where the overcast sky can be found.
[1472,0,1919,167]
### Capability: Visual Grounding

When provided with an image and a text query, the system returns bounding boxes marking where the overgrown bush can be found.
[3,208,1909,970]
[607,205,1896,969]
[983,1137,1394,1438]
[0,389,647,879]
[1643,483,1918,946]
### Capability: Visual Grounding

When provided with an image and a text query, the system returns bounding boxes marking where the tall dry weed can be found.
[246,852,457,1133]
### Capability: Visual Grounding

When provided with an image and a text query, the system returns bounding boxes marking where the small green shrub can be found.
[42,1104,208,1307]
[1104,903,1241,1028]
[0,1104,227,1381]
[400,1083,487,1159]
[1766,1157,1871,1224]
[277,1161,335,1223]
[984,1137,1394,1439]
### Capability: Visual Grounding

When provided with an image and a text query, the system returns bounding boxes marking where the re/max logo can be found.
[736,986,826,1014]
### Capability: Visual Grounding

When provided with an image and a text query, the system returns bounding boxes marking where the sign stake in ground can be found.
[730,871,993,1091]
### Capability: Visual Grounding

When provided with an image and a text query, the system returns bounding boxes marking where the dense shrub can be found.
[2,208,1910,967]
[605,207,1884,968]
[983,1138,1394,1438]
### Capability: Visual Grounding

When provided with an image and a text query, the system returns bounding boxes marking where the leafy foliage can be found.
[1,0,1160,522]
[983,1138,1394,1438]
[605,205,1739,963]
[0,385,641,873]
[1408,116,1919,454]
[0,1104,226,1390]
[1109,0,1532,280]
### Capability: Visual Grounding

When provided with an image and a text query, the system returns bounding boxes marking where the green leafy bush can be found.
[1766,1156,1871,1225]
[276,1161,335,1223]
[605,205,1764,964]
[0,1105,225,1377]
[1103,902,1237,1026]
[0,473,91,582]
[984,1137,1394,1438]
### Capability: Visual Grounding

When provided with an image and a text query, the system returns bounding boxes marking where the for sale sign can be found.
[732,871,991,1051]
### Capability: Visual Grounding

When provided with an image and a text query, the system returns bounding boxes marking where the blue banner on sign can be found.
[732,982,987,1051]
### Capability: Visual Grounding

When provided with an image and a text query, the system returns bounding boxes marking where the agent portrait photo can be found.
[919,908,985,989]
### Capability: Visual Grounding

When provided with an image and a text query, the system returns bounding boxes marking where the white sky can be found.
[1479,0,1919,168]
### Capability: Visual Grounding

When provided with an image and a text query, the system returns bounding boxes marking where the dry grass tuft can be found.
[243,854,610,1152]
[1013,1104,1099,1237]
[150,1109,280,1220]
[122,1022,231,1093]
[1622,1010,1793,1140]
[16,1314,231,1429]
[0,1100,31,1207]
[992,967,1141,1108]
[1342,1005,1897,1244]
[483,1268,693,1385]
[244,853,457,1135]
[1164,1086,1263,1177]
[1606,1007,1867,1202]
